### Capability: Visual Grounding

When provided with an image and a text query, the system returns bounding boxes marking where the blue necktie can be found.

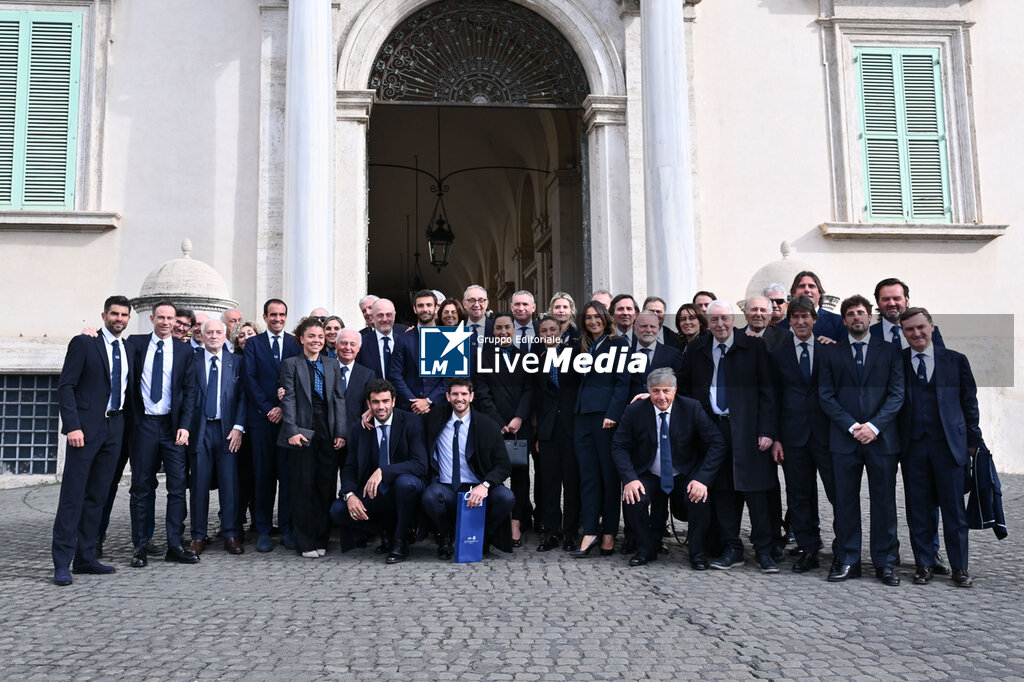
[916,353,928,384]
[853,341,865,383]
[109,338,122,411]
[382,336,391,378]
[150,339,164,403]
[659,412,673,494]
[715,343,728,412]
[799,341,811,383]
[378,424,389,469]
[641,347,652,377]
[206,356,219,420]
[341,365,349,393]
[518,326,529,349]
[451,419,462,489]
[271,335,281,363]
[309,359,324,398]
[890,326,901,346]
[549,359,559,388]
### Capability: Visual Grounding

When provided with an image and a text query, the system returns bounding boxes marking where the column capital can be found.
[616,0,701,20]
[583,95,627,133]
[336,89,375,123]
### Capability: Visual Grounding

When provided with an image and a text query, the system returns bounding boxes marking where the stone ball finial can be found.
[181,239,193,258]
[780,241,792,258]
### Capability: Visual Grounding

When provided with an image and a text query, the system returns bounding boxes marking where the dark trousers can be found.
[189,421,239,541]
[833,446,899,567]
[509,442,533,523]
[709,418,773,555]
[899,458,941,562]
[52,414,124,569]
[421,482,515,538]
[574,413,620,536]
[331,473,424,540]
[250,421,291,537]
[781,435,835,553]
[537,430,580,539]
[287,418,337,552]
[130,414,187,548]
[905,438,969,570]
[624,471,710,560]
[99,436,154,542]
[234,433,255,534]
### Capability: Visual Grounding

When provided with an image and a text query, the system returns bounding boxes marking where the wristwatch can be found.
[482,481,491,489]
[343,492,355,501]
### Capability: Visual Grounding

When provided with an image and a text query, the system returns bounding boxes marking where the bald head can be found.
[371,298,397,335]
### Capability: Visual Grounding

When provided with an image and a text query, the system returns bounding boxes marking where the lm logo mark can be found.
[419,323,473,377]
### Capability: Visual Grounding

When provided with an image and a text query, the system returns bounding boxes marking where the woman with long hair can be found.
[548,291,579,345]
[675,303,709,350]
[232,322,258,355]
[277,317,347,558]
[321,315,344,359]
[437,298,468,327]
[569,301,630,557]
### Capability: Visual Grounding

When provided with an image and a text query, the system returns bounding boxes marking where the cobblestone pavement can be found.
[1,474,1021,681]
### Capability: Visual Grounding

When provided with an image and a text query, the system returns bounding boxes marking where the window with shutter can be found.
[855,46,950,224]
[0,11,81,211]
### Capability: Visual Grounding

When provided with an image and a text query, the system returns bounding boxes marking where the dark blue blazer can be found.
[339,361,375,428]
[356,326,407,379]
[388,326,448,409]
[124,333,196,432]
[189,350,247,446]
[629,341,683,398]
[532,344,578,442]
[818,335,904,455]
[57,333,136,438]
[611,396,727,488]
[341,408,427,493]
[243,331,300,425]
[777,307,845,341]
[898,346,982,466]
[869,321,945,347]
[425,406,510,487]
[770,337,830,448]
[475,344,535,442]
[573,335,631,423]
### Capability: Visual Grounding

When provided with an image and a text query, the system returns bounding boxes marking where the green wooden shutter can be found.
[856,46,951,223]
[0,11,81,210]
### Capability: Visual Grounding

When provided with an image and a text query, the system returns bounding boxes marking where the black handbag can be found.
[505,438,528,468]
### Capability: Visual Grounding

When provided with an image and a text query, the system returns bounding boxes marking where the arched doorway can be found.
[364,0,589,316]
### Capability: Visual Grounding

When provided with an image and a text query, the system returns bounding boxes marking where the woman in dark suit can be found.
[675,303,709,351]
[570,301,631,557]
[278,317,347,558]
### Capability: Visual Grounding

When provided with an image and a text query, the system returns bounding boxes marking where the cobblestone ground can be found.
[1,474,1021,680]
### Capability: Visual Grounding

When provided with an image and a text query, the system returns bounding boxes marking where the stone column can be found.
[641,0,697,303]
[283,0,334,316]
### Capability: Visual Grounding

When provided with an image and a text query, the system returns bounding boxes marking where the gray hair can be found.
[635,310,660,325]
[707,299,734,315]
[358,295,379,307]
[463,284,488,300]
[762,283,787,298]
[201,318,225,335]
[220,308,242,323]
[744,296,771,312]
[646,367,678,389]
[511,290,535,305]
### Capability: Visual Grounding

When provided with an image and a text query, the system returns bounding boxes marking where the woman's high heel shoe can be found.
[569,537,600,558]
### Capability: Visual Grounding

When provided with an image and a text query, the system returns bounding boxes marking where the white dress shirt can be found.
[99,326,128,410]
[881,319,909,349]
[911,344,934,383]
[709,333,734,416]
[374,329,394,377]
[649,406,679,477]
[793,333,814,368]
[434,412,479,485]
[203,348,244,432]
[141,333,173,416]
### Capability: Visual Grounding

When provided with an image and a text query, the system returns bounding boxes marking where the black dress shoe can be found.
[711,548,744,570]
[932,553,951,576]
[375,532,394,555]
[537,535,561,552]
[436,537,453,560]
[690,554,710,571]
[756,552,780,574]
[952,569,973,587]
[142,541,165,556]
[628,552,653,567]
[130,547,148,568]
[386,539,407,564]
[913,565,933,584]
[562,536,577,552]
[165,545,200,564]
[512,535,523,548]
[72,560,116,575]
[792,551,820,573]
[876,566,900,586]
[827,562,862,582]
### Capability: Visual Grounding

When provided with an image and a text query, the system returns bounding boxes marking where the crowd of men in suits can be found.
[51,271,985,591]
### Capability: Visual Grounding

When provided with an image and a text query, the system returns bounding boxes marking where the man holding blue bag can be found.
[422,377,514,561]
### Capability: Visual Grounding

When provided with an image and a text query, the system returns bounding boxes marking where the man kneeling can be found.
[332,380,427,563]
[612,368,726,569]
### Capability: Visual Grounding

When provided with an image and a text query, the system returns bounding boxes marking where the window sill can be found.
[819,222,1007,240]
[0,210,120,233]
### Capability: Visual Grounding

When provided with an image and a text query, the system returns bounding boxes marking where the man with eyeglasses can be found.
[173,308,194,342]
[463,284,493,347]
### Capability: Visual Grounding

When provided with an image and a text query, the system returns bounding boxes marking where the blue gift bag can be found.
[454,492,486,563]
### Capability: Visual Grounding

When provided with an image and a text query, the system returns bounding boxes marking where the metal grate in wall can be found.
[0,374,59,475]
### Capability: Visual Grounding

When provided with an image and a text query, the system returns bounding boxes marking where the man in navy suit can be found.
[390,290,447,415]
[613,367,727,569]
[899,307,981,588]
[629,311,683,399]
[243,298,300,552]
[739,296,789,352]
[333,379,427,563]
[770,296,835,573]
[335,328,373,481]
[775,271,844,341]
[52,295,133,585]
[125,300,198,568]
[510,290,541,351]
[422,378,514,559]
[819,295,905,586]
[356,294,378,334]
[463,285,494,348]
[356,298,407,381]
[188,319,247,555]
[641,296,684,349]
[610,293,639,347]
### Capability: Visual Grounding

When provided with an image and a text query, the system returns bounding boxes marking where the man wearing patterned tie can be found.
[333,379,427,564]
[52,296,134,586]
[187,319,247,556]
[628,311,683,399]
[613,367,726,569]
[898,307,981,588]
[243,298,300,553]
[510,290,539,351]
[819,295,905,586]
[125,300,198,568]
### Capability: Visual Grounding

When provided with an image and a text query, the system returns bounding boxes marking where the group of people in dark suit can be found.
[51,272,986,590]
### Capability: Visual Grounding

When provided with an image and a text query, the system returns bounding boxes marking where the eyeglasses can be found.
[464,298,487,305]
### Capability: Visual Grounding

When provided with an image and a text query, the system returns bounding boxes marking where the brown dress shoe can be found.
[224,537,245,555]
[188,539,207,556]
